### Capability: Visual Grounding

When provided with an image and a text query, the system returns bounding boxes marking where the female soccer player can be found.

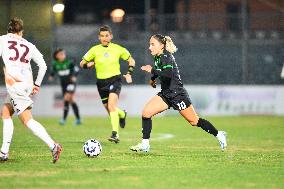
[0,18,62,163]
[130,34,227,152]
[80,25,135,143]
[49,49,81,126]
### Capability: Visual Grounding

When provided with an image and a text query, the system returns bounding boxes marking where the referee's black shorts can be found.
[157,88,192,111]
[96,75,122,104]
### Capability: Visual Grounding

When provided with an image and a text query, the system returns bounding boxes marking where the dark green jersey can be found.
[50,60,79,84]
[151,51,183,92]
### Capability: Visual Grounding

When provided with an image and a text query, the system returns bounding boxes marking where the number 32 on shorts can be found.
[177,101,187,111]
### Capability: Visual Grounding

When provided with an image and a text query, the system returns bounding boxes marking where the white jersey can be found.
[0,33,47,86]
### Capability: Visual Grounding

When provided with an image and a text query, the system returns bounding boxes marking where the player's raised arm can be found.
[120,47,135,84]
[31,46,47,88]
[80,47,96,69]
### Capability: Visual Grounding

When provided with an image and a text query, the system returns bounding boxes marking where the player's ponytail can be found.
[164,36,177,54]
[152,34,178,54]
[7,18,23,34]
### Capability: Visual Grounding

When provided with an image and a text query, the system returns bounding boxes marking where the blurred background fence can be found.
[0,0,284,85]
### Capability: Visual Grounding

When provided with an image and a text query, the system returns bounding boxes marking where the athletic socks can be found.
[26,119,55,150]
[142,139,149,146]
[1,119,14,154]
[117,108,126,118]
[63,101,69,120]
[110,111,119,134]
[71,102,80,120]
[197,118,218,137]
[142,117,152,139]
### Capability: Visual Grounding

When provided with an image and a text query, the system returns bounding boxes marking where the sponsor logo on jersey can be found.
[58,69,70,76]
[104,52,109,58]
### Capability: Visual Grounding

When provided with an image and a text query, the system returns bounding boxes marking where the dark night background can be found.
[64,0,176,23]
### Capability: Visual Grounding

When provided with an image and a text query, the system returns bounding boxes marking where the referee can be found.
[80,25,135,143]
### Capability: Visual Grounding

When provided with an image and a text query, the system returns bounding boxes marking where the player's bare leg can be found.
[0,103,14,161]
[180,105,227,151]
[179,105,199,125]
[131,95,168,152]
[107,93,120,143]
[19,109,62,163]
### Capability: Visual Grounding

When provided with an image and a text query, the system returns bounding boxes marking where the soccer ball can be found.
[83,139,102,157]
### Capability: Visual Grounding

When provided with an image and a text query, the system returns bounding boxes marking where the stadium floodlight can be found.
[110,8,125,23]
[53,3,65,13]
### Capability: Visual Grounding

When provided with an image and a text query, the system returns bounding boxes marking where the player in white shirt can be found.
[0,18,62,163]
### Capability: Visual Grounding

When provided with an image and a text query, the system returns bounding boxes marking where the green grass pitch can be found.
[0,116,283,189]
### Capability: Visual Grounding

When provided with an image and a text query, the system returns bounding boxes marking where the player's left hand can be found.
[71,76,77,82]
[31,85,40,95]
[87,62,95,68]
[123,73,132,84]
[141,65,152,73]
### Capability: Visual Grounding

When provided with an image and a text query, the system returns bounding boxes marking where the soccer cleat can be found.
[0,151,8,161]
[108,131,120,143]
[74,119,82,126]
[216,131,227,151]
[119,110,127,128]
[130,143,150,152]
[51,143,62,163]
[59,119,65,126]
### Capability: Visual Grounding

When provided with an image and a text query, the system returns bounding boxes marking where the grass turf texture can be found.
[0,116,283,189]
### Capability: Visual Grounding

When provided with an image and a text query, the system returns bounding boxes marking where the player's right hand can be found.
[48,76,54,82]
[149,79,156,88]
[123,73,132,84]
[87,62,95,68]
[31,85,40,95]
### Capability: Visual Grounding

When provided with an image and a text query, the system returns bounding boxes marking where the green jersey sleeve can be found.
[50,61,57,77]
[83,46,96,62]
[119,46,131,61]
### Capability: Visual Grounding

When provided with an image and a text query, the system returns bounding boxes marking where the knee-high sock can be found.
[142,117,152,139]
[71,102,80,120]
[1,119,14,154]
[26,119,55,150]
[197,118,218,137]
[110,111,119,133]
[117,108,125,118]
[63,101,69,120]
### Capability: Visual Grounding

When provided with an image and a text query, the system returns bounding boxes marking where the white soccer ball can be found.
[83,139,102,157]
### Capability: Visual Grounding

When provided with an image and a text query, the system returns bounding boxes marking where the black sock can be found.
[71,102,80,120]
[142,117,152,139]
[197,118,218,137]
[63,101,69,120]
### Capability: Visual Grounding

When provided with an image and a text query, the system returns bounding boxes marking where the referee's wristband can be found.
[127,66,135,75]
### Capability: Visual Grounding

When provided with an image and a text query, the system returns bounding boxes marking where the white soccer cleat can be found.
[130,143,150,152]
[216,131,227,151]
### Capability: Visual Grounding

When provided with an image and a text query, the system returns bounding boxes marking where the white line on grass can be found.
[151,133,175,141]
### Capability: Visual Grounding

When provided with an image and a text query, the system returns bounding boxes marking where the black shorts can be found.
[158,88,192,111]
[96,75,122,104]
[61,82,76,95]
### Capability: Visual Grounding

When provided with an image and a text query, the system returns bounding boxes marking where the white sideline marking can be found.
[151,133,175,141]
